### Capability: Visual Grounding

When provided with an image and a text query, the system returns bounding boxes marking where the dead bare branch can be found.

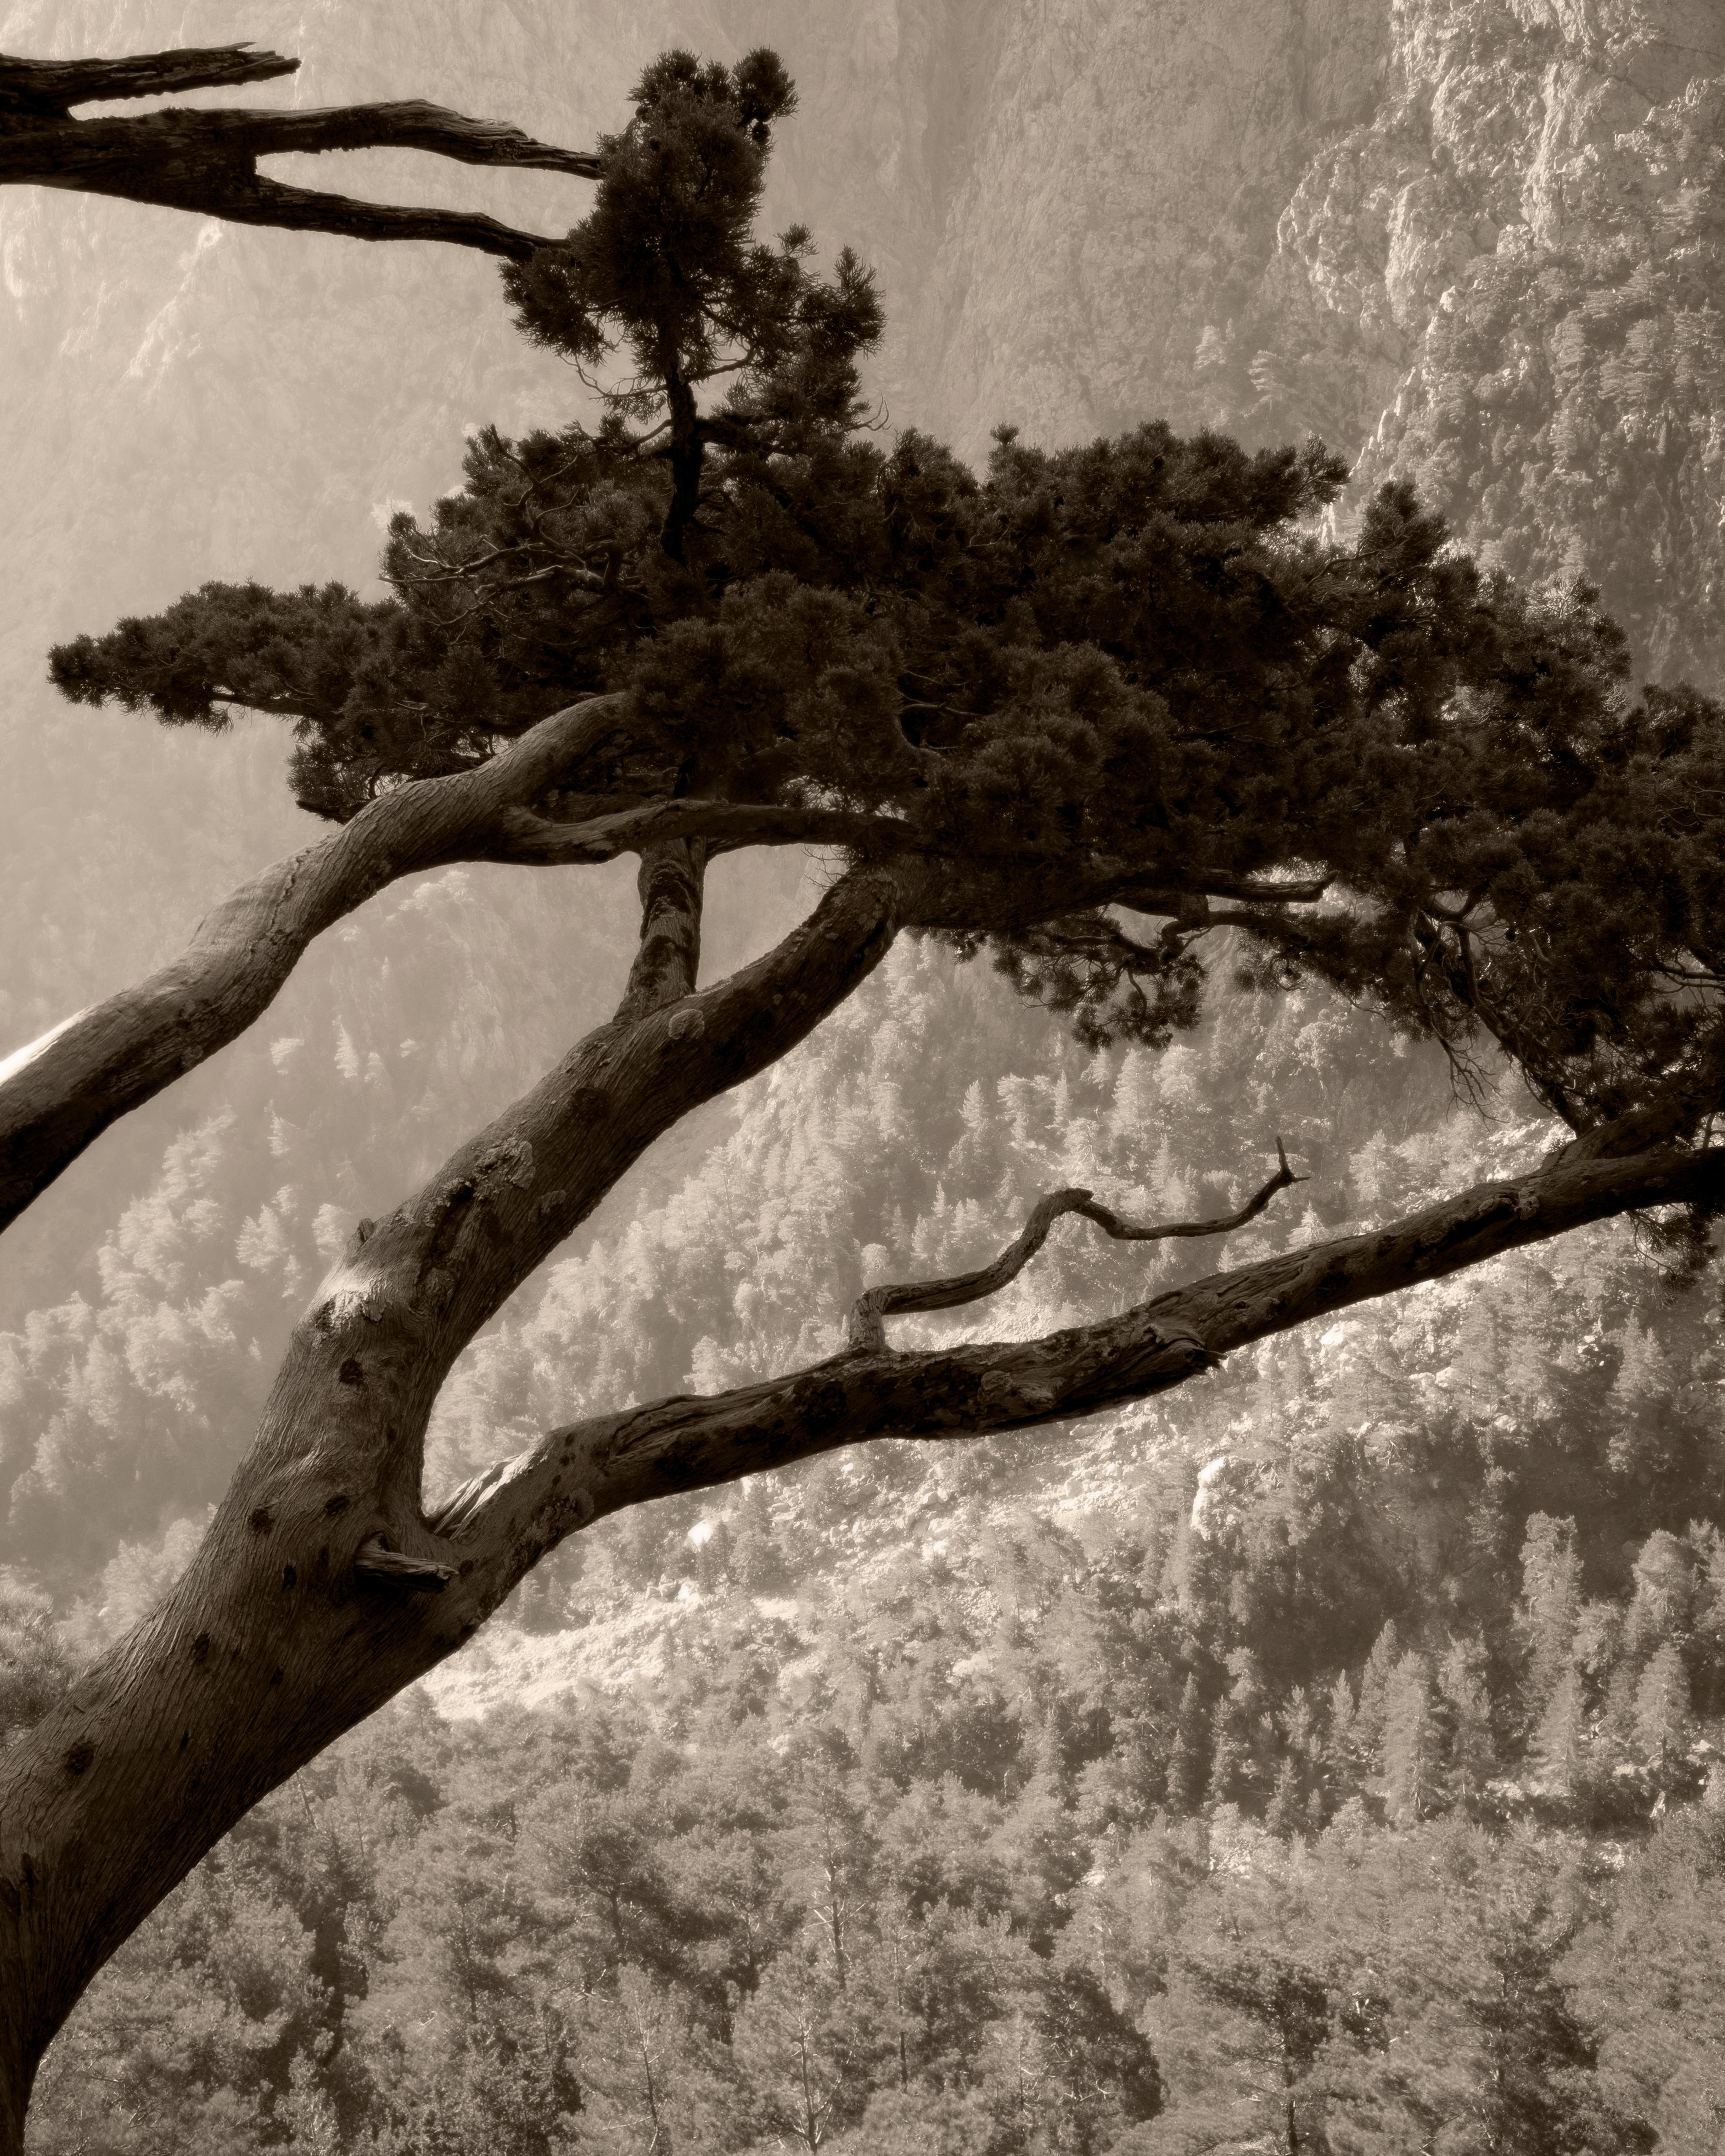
[0,43,298,116]
[847,1140,1304,1350]
[0,45,600,258]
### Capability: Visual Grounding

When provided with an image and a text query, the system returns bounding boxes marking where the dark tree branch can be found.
[1116,874,1332,918]
[448,1128,1725,1589]
[615,839,707,1026]
[0,44,298,118]
[486,798,931,866]
[0,696,635,1235]
[138,175,565,261]
[0,47,600,257]
[847,1140,1305,1350]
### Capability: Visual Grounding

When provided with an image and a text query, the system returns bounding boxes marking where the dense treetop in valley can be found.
[16,1454,1725,2155]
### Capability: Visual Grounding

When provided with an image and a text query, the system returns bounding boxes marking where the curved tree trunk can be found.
[0,859,898,2140]
[1,912,1717,2140]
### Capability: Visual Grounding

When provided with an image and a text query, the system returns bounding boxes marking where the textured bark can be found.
[0,699,920,1238]
[0,44,599,258]
[615,839,707,1025]
[0,862,902,2137]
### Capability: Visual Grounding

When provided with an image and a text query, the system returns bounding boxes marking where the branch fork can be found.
[0,42,601,258]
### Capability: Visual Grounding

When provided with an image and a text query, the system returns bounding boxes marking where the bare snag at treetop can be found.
[0,39,598,256]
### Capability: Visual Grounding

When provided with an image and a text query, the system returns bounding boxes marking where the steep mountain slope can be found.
[1209,0,1725,685]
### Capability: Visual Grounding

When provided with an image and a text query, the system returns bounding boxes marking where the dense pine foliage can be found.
[45,51,1725,1133]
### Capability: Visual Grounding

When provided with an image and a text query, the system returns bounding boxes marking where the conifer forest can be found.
[3,3,1725,2151]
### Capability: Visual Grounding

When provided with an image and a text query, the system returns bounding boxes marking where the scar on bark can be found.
[353,1535,456,1592]
[848,1138,1305,1350]
[0,42,600,259]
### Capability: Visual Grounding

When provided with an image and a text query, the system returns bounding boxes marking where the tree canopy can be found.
[46,44,1725,1141]
[4,32,1725,2156]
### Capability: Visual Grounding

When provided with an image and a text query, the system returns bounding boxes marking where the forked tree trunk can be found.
[2,822,1721,2142]
[0,861,899,2142]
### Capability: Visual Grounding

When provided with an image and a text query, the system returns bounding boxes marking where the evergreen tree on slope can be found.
[7,33,1725,2149]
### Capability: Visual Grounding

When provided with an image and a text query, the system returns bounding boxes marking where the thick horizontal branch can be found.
[0,44,298,118]
[0,696,632,1236]
[847,1140,1302,1349]
[183,100,601,176]
[446,1129,1725,1596]
[489,797,929,865]
[134,175,566,260]
[1116,870,1331,911]
[1,46,600,257]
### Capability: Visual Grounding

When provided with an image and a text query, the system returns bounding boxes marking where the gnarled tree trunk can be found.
[0,809,1715,2139]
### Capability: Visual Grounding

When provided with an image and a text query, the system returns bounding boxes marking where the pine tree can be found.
[1632,1643,1693,1792]
[1265,1758,1306,1841]
[1168,1675,1211,1818]
[1517,1515,1582,1726]
[1208,1650,1276,1810]
[1623,1530,1696,1663]
[731,1942,877,2152]
[1354,1619,1402,1775]
[1529,1667,1588,1808]
[13,29,1725,2148]
[1436,1637,1497,1810]
[1469,1934,1657,2156]
[1322,1669,1361,1809]
[1380,1654,1438,1828]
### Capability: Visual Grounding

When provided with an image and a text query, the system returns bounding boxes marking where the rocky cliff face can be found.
[3,0,1722,1587]
[895,0,1394,456]
[1205,0,1725,684]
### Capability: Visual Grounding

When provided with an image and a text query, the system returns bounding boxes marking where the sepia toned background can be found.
[3,5,1725,2144]
[5,0,1720,1602]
